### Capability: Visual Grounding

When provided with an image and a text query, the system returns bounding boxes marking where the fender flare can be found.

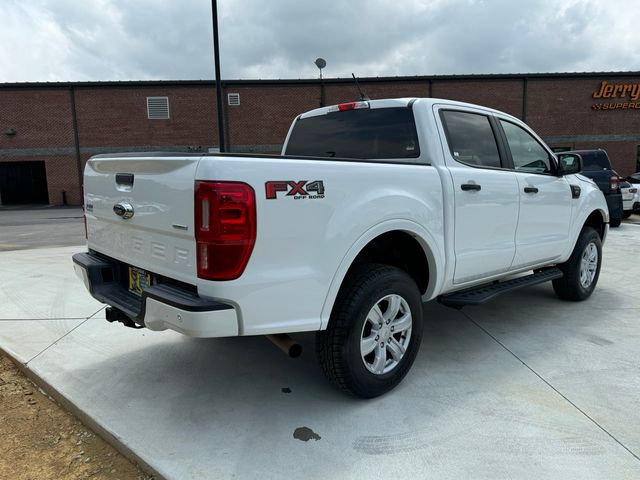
[561,207,608,262]
[580,207,609,238]
[319,219,445,330]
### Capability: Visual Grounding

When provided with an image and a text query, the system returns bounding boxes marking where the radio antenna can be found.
[351,73,370,101]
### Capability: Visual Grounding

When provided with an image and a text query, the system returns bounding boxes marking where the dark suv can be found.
[559,149,623,227]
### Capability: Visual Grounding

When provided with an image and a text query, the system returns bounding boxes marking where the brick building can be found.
[1,72,640,206]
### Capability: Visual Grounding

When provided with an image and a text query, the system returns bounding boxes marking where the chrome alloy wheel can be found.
[360,294,412,375]
[580,241,598,288]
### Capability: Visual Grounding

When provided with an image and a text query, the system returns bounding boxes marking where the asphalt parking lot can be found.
[1,210,639,479]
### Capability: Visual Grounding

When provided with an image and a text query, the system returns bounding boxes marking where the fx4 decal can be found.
[265,180,325,200]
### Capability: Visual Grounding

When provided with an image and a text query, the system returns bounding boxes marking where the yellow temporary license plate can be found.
[128,267,151,297]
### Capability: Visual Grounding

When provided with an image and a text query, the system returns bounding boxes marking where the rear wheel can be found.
[316,264,423,398]
[552,227,602,301]
[623,211,632,219]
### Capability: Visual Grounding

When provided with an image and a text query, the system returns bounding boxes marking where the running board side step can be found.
[439,268,563,308]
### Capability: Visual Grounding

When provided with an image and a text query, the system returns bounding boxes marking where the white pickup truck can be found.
[73,98,608,398]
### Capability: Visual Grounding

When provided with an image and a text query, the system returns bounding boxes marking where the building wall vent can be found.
[228,93,240,106]
[147,96,170,119]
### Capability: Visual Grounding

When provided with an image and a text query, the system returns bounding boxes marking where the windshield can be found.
[284,107,420,161]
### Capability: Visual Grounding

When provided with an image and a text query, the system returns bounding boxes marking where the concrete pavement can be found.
[0,228,639,479]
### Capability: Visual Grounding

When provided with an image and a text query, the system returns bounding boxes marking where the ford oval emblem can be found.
[113,202,134,219]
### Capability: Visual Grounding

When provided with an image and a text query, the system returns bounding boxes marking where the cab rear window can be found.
[284,107,420,160]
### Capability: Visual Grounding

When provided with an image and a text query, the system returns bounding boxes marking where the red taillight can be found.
[610,175,620,192]
[195,181,256,281]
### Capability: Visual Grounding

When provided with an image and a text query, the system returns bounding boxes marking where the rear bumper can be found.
[72,252,238,337]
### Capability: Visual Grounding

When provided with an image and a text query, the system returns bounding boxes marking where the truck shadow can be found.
[67,283,617,409]
[64,281,614,409]
[53,282,633,477]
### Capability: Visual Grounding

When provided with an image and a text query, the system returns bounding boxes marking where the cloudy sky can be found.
[1,0,638,82]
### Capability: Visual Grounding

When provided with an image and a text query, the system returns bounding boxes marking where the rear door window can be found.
[284,107,419,160]
[440,110,502,168]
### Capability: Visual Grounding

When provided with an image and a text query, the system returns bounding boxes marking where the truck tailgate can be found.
[84,154,201,284]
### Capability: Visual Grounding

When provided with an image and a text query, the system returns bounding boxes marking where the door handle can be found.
[524,186,539,193]
[461,183,481,191]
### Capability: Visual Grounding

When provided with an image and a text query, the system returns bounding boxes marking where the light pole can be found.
[211,0,226,152]
[315,58,326,107]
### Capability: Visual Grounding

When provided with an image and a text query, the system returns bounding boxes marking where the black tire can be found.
[316,264,423,398]
[623,211,632,219]
[552,227,602,301]
[610,217,621,227]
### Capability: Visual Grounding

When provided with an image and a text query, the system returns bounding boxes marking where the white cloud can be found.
[0,0,638,82]
[0,1,74,81]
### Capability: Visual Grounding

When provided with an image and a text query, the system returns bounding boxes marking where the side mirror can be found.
[557,153,582,176]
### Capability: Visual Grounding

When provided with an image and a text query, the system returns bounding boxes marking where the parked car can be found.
[620,181,638,218]
[558,149,623,227]
[625,173,640,215]
[73,98,609,398]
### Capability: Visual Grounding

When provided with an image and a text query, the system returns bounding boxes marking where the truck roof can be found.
[299,97,518,121]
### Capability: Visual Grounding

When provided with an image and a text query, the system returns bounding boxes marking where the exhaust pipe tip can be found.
[266,334,302,358]
[288,343,303,359]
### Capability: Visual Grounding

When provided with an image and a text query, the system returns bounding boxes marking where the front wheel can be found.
[552,227,602,301]
[316,264,423,398]
[610,217,621,227]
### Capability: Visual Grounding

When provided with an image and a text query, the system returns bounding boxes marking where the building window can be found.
[228,93,240,106]
[146,97,170,119]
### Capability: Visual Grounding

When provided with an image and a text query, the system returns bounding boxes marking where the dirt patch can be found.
[0,353,152,480]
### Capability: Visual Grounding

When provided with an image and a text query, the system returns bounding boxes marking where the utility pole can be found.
[211,0,226,152]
